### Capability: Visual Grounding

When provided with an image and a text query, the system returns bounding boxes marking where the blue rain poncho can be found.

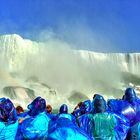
[127,122,140,140]
[77,100,92,135]
[113,113,129,140]
[0,120,18,140]
[77,114,92,137]
[48,113,93,140]
[19,112,50,139]
[16,97,51,140]
[89,112,118,140]
[108,99,140,126]
[107,100,130,139]
[72,108,81,118]
[88,95,118,140]
[124,88,140,126]
[0,98,18,140]
[72,100,92,118]
[80,100,92,115]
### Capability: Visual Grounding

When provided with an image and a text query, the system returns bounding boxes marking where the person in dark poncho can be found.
[48,104,93,140]
[0,98,18,140]
[16,96,51,140]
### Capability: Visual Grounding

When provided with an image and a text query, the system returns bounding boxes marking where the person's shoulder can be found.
[88,113,94,120]
[0,121,5,127]
[59,113,72,120]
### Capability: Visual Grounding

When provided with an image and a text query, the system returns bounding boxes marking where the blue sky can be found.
[0,0,140,52]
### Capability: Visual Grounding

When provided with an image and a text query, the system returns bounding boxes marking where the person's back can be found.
[16,97,51,139]
[20,111,50,139]
[48,104,93,140]
[89,112,117,140]
[89,95,118,140]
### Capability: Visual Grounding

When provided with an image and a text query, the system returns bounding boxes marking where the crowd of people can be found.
[0,87,140,140]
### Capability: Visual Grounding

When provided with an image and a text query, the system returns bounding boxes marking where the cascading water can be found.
[0,34,140,110]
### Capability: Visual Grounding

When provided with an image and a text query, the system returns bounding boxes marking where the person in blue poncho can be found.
[126,122,140,140]
[107,100,130,140]
[80,100,92,115]
[77,100,92,135]
[108,88,140,127]
[16,96,51,140]
[123,88,140,125]
[0,98,18,140]
[71,101,83,118]
[88,95,118,140]
[48,104,93,140]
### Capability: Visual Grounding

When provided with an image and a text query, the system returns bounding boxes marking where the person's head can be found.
[77,101,83,108]
[124,88,136,103]
[0,98,17,124]
[80,100,91,114]
[93,94,100,99]
[74,102,82,110]
[93,95,106,113]
[59,104,68,114]
[28,96,46,116]
[16,106,24,114]
[46,105,52,113]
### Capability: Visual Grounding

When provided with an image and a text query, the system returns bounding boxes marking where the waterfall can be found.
[0,34,140,109]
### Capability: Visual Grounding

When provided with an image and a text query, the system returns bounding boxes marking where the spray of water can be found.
[0,33,140,110]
